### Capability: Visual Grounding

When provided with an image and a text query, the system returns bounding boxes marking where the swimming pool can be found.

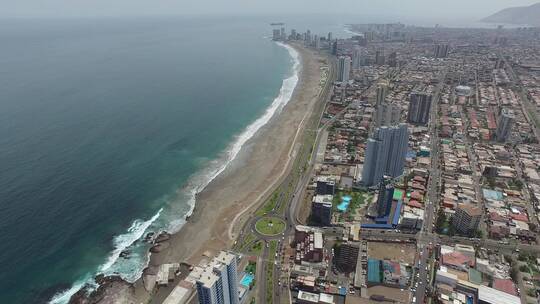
[337,195,352,212]
[240,274,254,287]
[393,189,404,201]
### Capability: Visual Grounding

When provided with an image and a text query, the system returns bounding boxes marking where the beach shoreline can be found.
[72,42,326,304]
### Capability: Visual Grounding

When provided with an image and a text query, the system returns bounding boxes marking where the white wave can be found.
[98,208,162,273]
[48,41,301,304]
[343,26,359,37]
[48,210,162,304]
[49,277,93,304]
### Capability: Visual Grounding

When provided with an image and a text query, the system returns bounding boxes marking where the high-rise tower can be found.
[338,56,351,84]
[362,124,409,187]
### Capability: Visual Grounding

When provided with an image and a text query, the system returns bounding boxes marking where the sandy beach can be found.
[80,43,327,304]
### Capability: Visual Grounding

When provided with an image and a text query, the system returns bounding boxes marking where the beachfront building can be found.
[338,56,351,84]
[311,195,333,226]
[316,176,336,195]
[195,251,239,304]
[362,124,409,187]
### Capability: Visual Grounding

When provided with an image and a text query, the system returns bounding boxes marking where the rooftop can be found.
[478,285,520,304]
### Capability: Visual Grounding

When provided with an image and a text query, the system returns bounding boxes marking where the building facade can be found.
[196,251,239,304]
[311,195,333,226]
[407,92,432,125]
[453,204,482,236]
[434,44,449,58]
[352,47,362,70]
[496,108,514,142]
[376,177,395,217]
[375,103,401,128]
[362,124,409,187]
[337,56,351,84]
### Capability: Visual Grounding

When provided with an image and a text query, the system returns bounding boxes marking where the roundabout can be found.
[254,216,286,236]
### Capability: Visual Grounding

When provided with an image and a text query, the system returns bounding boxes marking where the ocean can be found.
[0,16,320,303]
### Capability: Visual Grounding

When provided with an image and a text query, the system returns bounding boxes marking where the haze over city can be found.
[1,0,539,19]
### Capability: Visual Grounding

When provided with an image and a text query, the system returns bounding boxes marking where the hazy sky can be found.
[1,0,538,19]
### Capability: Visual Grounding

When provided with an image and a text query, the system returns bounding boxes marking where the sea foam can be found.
[49,41,300,304]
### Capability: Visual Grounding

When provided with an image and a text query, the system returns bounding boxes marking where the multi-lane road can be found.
[253,53,338,304]
[411,69,446,304]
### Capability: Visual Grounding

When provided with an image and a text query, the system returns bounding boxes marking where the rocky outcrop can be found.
[69,275,134,304]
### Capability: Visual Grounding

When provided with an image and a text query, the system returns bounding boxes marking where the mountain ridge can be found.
[482,2,540,26]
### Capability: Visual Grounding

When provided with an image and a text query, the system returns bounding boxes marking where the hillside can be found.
[482,2,540,26]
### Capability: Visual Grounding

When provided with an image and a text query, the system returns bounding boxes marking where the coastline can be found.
[72,43,326,303]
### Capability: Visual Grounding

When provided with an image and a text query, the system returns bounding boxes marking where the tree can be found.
[473,229,484,238]
[448,225,456,237]
[435,209,447,234]
[486,176,496,188]
[510,266,518,281]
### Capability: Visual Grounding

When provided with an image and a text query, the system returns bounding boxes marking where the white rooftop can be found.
[314,232,323,249]
[319,293,334,303]
[297,290,319,303]
[478,285,520,304]
[162,284,191,304]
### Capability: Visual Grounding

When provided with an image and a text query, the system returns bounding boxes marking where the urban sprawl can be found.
[153,23,540,304]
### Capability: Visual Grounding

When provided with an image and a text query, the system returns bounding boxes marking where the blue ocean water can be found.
[0,16,304,303]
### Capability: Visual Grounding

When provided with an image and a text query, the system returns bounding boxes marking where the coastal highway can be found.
[276,54,337,304]
[229,44,331,245]
[251,49,337,304]
[287,57,337,228]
